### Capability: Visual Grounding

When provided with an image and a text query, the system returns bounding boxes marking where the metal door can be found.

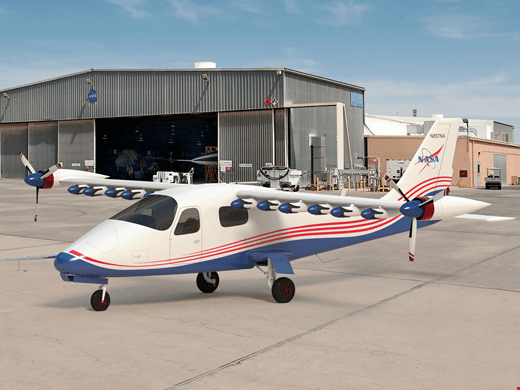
[477,161,481,187]
[1,123,28,178]
[493,154,507,184]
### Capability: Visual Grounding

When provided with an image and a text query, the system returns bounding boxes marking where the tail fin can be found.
[382,118,459,201]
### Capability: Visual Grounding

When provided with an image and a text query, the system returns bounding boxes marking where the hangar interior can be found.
[0,67,365,186]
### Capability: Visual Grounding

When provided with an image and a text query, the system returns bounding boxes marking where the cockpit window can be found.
[110,195,178,231]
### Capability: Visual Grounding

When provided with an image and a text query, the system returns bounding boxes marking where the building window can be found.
[219,206,248,228]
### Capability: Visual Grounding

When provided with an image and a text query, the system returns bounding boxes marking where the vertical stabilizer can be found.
[383,118,459,201]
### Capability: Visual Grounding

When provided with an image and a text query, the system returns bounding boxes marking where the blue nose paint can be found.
[24,173,45,188]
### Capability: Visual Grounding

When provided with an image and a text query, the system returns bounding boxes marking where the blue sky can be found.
[1,0,519,138]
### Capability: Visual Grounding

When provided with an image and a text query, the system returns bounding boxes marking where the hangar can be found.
[0,64,365,185]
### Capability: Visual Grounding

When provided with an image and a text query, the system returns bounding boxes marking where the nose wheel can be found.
[196,272,220,293]
[91,286,110,311]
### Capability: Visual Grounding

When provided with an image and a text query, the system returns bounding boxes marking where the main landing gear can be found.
[91,285,110,311]
[256,258,295,303]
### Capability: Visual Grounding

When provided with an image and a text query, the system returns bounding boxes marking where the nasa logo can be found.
[415,145,444,173]
[417,155,439,163]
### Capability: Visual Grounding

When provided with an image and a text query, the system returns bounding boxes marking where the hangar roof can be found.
[0,67,364,124]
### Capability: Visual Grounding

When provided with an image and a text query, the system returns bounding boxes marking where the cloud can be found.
[106,0,152,19]
[361,73,520,119]
[284,0,301,15]
[233,0,265,15]
[169,0,222,24]
[317,1,370,27]
[423,15,518,40]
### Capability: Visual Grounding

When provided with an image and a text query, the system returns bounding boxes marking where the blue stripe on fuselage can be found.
[55,217,439,280]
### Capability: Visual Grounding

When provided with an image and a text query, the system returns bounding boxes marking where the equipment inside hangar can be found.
[0,66,365,186]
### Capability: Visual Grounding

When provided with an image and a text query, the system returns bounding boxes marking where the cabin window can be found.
[174,208,200,235]
[110,195,177,231]
[219,206,248,228]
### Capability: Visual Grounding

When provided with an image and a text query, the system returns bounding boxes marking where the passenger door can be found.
[169,207,202,265]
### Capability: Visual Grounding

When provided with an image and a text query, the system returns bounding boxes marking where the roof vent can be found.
[195,62,216,69]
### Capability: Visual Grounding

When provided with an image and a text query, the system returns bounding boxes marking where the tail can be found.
[382,118,459,201]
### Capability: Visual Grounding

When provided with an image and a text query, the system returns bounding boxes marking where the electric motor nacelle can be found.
[330,204,360,218]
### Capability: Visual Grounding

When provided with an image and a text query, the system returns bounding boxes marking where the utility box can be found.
[386,159,410,181]
[153,169,194,184]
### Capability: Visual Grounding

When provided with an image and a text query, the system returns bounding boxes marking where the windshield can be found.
[110,195,178,231]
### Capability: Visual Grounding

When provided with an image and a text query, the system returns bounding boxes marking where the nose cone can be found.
[24,173,45,188]
[54,252,76,273]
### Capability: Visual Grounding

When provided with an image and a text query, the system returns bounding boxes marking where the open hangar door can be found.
[96,114,217,182]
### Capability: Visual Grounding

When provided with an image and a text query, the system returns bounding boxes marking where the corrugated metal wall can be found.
[58,120,95,171]
[28,122,58,172]
[0,70,284,124]
[284,72,365,176]
[1,123,28,178]
[493,154,507,185]
[274,109,287,166]
[219,110,275,183]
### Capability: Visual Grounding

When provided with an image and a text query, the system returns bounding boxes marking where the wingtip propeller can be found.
[19,153,62,222]
[387,175,449,263]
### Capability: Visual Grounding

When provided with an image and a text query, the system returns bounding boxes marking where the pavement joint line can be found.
[166,244,520,389]
[293,266,428,283]
[0,233,71,244]
[436,281,520,294]
[165,279,434,389]
[0,242,67,252]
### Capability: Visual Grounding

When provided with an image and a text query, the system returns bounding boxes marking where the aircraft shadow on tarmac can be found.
[41,267,443,311]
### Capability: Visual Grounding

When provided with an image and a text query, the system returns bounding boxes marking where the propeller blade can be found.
[408,217,417,262]
[34,187,39,222]
[384,174,410,202]
[19,152,36,174]
[41,163,61,179]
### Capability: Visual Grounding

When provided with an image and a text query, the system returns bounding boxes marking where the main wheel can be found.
[271,277,295,303]
[91,290,111,311]
[196,272,219,293]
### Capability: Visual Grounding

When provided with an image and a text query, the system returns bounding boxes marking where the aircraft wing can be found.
[59,177,179,192]
[235,187,404,217]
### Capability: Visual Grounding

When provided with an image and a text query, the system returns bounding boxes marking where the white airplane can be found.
[19,118,489,311]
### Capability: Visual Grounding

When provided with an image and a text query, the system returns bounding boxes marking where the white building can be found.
[365,114,514,143]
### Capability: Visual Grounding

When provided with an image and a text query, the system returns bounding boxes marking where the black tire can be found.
[292,185,300,192]
[91,290,110,311]
[181,176,188,184]
[196,272,219,293]
[271,277,295,303]
[485,184,489,189]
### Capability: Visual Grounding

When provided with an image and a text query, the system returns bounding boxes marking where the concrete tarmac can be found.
[1,179,519,390]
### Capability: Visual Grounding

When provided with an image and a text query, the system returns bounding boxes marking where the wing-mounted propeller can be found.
[384,175,449,262]
[19,152,62,222]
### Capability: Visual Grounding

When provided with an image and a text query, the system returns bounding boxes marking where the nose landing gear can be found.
[196,272,220,293]
[91,285,110,311]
